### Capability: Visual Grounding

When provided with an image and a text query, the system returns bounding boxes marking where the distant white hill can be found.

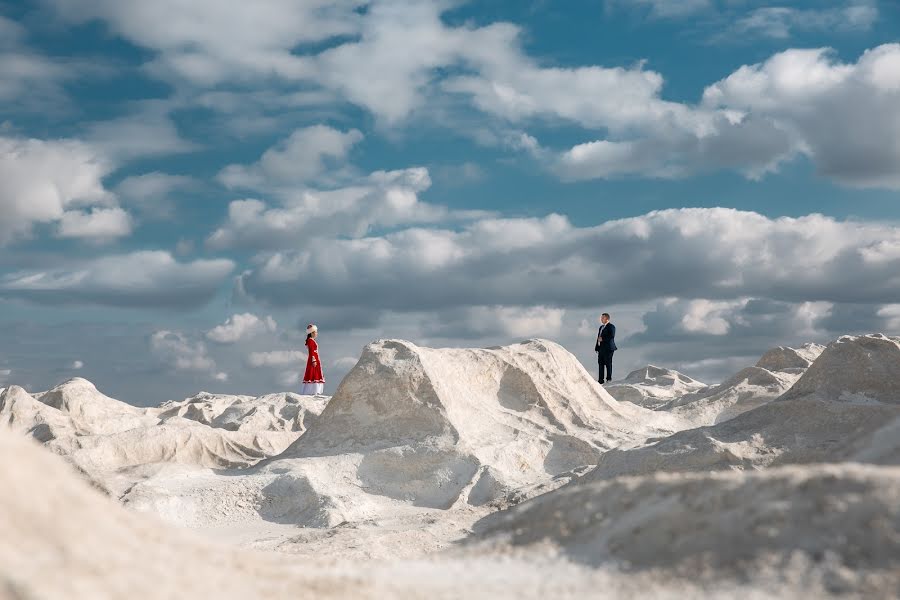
[605,365,708,409]
[0,378,325,497]
[585,335,900,481]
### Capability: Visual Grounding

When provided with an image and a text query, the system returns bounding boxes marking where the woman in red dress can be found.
[301,324,325,395]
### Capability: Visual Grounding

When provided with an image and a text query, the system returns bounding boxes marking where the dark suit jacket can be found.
[595,323,617,353]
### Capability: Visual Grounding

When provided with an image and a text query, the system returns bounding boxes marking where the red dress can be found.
[303,338,324,384]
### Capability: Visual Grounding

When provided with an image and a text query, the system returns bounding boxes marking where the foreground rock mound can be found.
[6,334,900,598]
[0,430,322,599]
[586,335,900,481]
[605,365,707,409]
[11,428,871,599]
[472,464,900,595]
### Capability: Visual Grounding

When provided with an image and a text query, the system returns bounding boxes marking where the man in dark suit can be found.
[595,312,617,383]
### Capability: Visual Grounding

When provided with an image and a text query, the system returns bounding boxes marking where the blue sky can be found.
[1,0,899,405]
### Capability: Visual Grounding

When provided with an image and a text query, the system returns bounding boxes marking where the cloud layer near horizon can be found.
[236,208,900,310]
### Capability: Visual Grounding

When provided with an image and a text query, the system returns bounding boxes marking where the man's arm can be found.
[607,324,616,342]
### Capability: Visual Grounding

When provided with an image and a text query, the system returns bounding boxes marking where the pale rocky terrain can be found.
[605,365,708,409]
[660,343,826,425]
[0,378,324,497]
[607,343,825,426]
[586,335,899,481]
[119,339,687,555]
[2,335,899,599]
[470,464,900,596]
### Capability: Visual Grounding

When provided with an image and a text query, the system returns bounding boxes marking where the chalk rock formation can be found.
[661,365,797,425]
[276,339,684,509]
[0,429,321,599]
[585,335,900,481]
[12,427,882,599]
[0,379,323,494]
[472,463,900,595]
[657,342,825,426]
[122,339,687,529]
[755,343,825,373]
[5,334,900,598]
[604,365,707,409]
[153,391,324,434]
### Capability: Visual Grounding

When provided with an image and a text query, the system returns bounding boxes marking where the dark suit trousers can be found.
[598,348,614,382]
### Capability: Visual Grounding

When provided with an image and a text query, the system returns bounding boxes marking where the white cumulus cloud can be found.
[237,208,900,312]
[0,136,116,244]
[56,207,133,242]
[206,313,277,344]
[218,125,363,190]
[42,0,360,86]
[150,330,217,372]
[209,165,487,250]
[702,44,900,189]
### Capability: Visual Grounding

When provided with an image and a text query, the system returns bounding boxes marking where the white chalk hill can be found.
[659,342,826,426]
[604,365,708,409]
[585,335,900,481]
[122,339,687,529]
[0,378,324,496]
[155,390,323,434]
[0,429,321,599]
[11,427,895,599]
[5,336,900,597]
[285,339,686,498]
[606,343,825,426]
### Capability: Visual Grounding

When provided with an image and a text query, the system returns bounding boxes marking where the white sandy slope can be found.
[470,463,900,596]
[154,390,323,433]
[657,343,826,426]
[585,335,900,481]
[0,378,325,496]
[4,428,898,600]
[755,343,825,372]
[605,365,708,409]
[0,428,598,600]
[285,339,686,484]
[4,335,900,598]
[119,339,688,549]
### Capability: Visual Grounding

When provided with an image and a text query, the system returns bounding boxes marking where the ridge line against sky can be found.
[1,0,898,405]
